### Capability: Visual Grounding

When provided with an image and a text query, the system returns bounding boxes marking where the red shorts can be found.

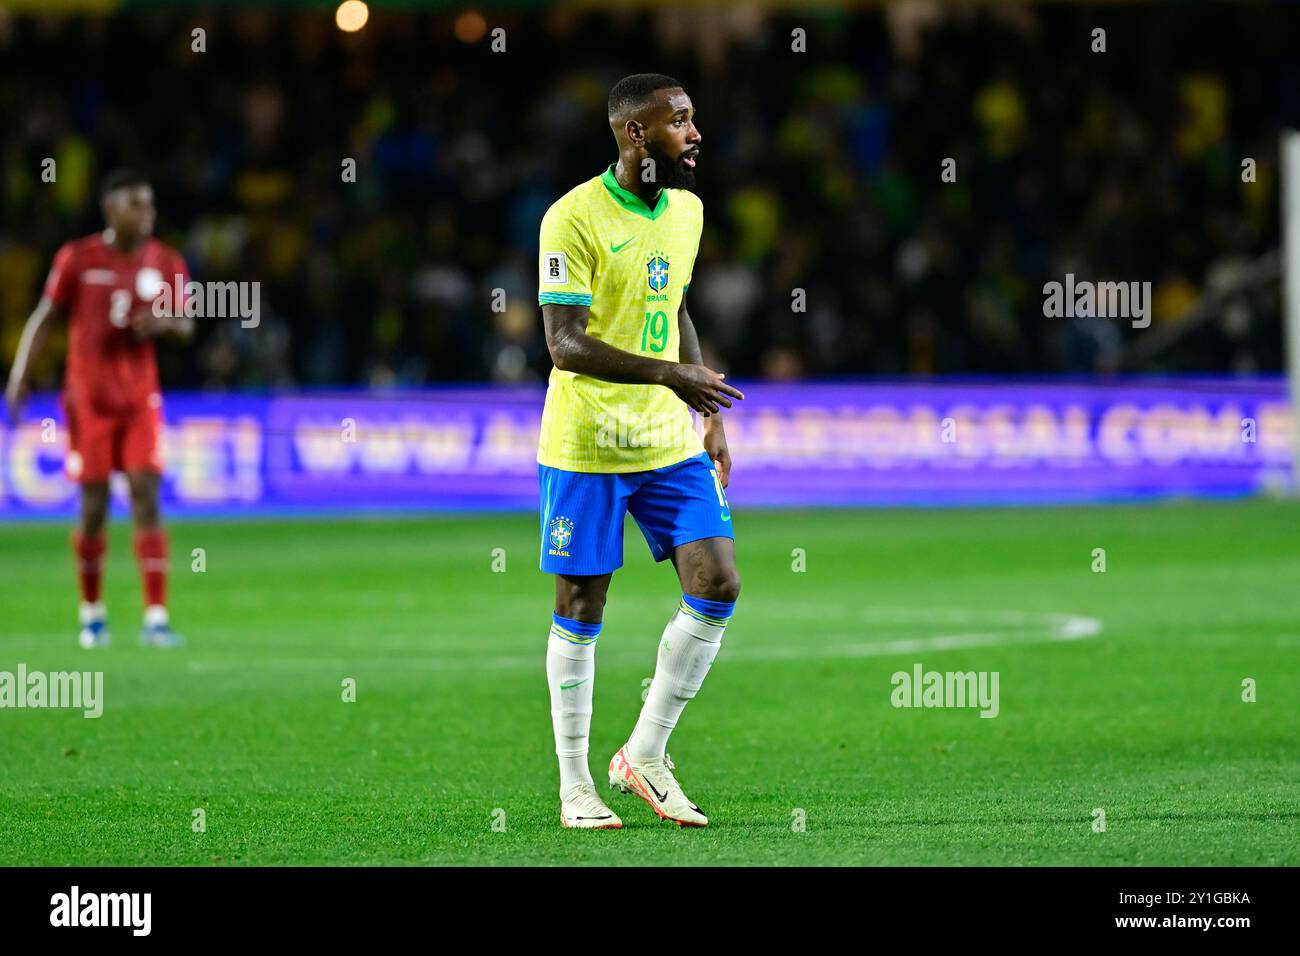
[63,393,165,484]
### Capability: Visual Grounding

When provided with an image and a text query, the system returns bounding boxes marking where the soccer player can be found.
[538,74,744,829]
[5,170,193,648]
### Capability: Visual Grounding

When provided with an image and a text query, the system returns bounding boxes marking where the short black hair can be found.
[608,73,683,122]
[100,168,150,201]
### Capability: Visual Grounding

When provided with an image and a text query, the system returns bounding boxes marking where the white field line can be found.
[183,609,1102,674]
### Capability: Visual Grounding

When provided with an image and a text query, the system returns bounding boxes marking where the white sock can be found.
[80,601,106,625]
[546,614,601,799]
[628,596,734,760]
[143,604,169,628]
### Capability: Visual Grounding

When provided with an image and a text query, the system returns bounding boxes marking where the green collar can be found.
[600,164,669,221]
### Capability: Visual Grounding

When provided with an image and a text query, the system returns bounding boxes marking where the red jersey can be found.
[43,232,188,412]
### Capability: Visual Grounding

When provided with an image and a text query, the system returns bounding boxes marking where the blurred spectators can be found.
[0,2,1291,392]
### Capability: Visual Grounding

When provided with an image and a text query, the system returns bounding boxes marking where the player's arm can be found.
[5,297,64,426]
[131,306,194,342]
[543,302,742,416]
[678,300,733,487]
[8,242,77,425]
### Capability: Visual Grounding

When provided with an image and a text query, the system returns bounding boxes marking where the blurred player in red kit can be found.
[5,170,194,648]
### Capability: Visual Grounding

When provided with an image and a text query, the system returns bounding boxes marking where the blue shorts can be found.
[539,452,734,576]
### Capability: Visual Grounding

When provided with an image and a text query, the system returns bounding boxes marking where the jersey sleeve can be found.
[682,195,703,293]
[537,203,595,307]
[42,242,80,309]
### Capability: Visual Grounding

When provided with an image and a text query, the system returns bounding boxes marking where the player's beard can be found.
[645,141,697,191]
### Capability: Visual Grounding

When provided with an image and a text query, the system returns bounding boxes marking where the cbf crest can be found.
[646,251,670,292]
[548,515,574,555]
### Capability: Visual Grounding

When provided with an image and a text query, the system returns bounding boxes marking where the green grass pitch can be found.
[1,501,1297,866]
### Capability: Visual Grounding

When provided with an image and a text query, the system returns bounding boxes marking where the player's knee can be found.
[129,480,161,526]
[555,584,607,624]
[132,496,160,527]
[80,484,109,533]
[80,512,107,536]
[702,568,741,604]
[559,595,604,623]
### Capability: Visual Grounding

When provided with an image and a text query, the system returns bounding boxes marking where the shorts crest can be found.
[549,515,574,552]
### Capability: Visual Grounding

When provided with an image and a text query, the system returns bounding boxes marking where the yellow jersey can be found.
[537,164,705,473]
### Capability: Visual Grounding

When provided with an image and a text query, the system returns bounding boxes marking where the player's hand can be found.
[130,307,172,340]
[4,377,27,428]
[667,364,744,417]
[703,421,732,488]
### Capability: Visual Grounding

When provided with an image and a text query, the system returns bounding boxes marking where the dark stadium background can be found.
[1,1,1293,392]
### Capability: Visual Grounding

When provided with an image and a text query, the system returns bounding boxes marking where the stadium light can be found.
[336,1,369,33]
[454,11,487,44]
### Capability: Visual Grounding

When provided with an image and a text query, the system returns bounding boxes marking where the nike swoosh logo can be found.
[721,510,731,522]
[643,775,668,802]
[576,814,613,820]
[609,238,633,253]
[559,678,588,690]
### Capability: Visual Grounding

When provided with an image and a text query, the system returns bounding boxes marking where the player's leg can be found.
[609,538,738,826]
[554,571,613,621]
[670,536,742,605]
[66,400,113,648]
[551,572,622,827]
[630,460,740,762]
[551,573,612,793]
[74,480,111,648]
[539,464,629,828]
[123,398,181,647]
[610,453,738,826]
[126,468,179,646]
[633,535,740,752]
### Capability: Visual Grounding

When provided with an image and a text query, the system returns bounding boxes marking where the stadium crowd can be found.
[0,2,1291,392]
